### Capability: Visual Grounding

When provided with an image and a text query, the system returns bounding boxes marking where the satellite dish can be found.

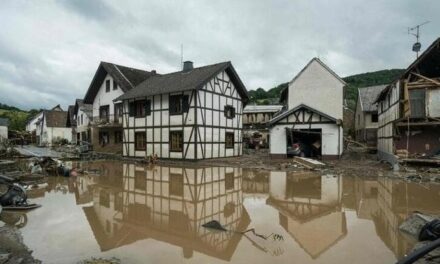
[413,42,421,52]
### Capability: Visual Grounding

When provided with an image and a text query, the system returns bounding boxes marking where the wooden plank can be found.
[293,157,326,169]
[411,72,440,86]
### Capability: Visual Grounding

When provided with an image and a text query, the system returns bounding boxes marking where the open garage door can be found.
[286,128,322,158]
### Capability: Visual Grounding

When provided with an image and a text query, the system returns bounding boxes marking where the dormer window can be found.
[105,80,110,92]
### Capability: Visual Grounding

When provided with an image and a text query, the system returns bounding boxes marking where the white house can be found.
[26,105,63,133]
[115,61,249,160]
[375,38,440,166]
[354,85,386,146]
[82,61,156,153]
[0,118,9,141]
[73,99,93,143]
[35,110,72,146]
[268,58,345,160]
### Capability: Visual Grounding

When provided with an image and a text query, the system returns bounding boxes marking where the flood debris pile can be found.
[0,225,40,264]
[0,140,19,158]
[398,213,440,264]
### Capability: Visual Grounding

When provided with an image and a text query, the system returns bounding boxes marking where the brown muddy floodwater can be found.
[1,161,440,264]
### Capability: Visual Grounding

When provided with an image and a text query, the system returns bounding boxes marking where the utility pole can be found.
[408,21,430,58]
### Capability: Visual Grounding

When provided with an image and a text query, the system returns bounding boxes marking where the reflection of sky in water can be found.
[2,161,439,264]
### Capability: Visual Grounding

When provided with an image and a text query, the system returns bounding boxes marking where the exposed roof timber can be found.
[411,72,440,86]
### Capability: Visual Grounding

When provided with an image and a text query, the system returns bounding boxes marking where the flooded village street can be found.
[1,159,439,264]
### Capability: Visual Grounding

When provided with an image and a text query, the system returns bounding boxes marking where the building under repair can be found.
[375,37,440,166]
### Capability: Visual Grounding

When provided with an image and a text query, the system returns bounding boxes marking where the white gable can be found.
[287,59,344,120]
[92,73,124,118]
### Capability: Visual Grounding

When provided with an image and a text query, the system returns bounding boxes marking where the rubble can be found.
[399,213,440,264]
[0,225,40,264]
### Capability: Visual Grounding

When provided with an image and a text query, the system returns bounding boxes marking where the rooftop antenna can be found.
[408,21,430,58]
[180,44,183,70]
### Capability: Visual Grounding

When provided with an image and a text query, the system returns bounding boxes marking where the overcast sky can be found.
[0,0,439,110]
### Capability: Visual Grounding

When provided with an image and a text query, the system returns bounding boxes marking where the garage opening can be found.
[286,128,322,158]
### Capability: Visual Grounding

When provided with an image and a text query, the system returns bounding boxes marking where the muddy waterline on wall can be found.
[1,160,439,264]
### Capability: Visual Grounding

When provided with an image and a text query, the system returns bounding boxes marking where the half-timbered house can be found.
[83,62,156,153]
[115,61,249,160]
[268,58,345,159]
[375,38,440,166]
[354,85,387,146]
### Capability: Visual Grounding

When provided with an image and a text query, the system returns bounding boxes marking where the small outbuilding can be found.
[268,58,345,159]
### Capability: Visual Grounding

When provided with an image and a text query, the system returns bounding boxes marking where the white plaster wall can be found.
[270,123,343,156]
[92,74,124,118]
[0,126,7,139]
[26,112,43,132]
[288,59,344,120]
[76,108,90,133]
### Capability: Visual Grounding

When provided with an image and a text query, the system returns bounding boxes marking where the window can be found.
[99,190,110,208]
[225,171,234,190]
[114,103,123,118]
[114,131,123,143]
[99,131,109,145]
[170,131,183,152]
[134,100,151,117]
[134,171,146,190]
[99,105,109,121]
[113,80,117,90]
[224,105,236,119]
[169,173,183,196]
[225,132,234,148]
[169,95,189,115]
[80,114,83,125]
[135,132,146,150]
[371,113,378,123]
[105,80,110,92]
[114,193,123,212]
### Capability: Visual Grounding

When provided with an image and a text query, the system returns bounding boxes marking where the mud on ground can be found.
[0,225,40,264]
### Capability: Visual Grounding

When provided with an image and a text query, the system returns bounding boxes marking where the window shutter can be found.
[182,95,190,112]
[129,102,135,116]
[145,100,151,116]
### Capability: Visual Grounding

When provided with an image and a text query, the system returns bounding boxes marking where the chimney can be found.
[183,61,193,72]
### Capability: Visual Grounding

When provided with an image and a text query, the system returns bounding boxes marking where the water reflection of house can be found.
[83,164,250,261]
[371,177,440,258]
[267,171,346,259]
[242,169,269,194]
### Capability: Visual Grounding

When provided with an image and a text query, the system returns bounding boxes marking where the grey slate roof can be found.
[84,62,156,104]
[0,117,9,126]
[67,105,76,127]
[358,85,387,112]
[44,110,68,128]
[116,61,249,103]
[75,99,93,119]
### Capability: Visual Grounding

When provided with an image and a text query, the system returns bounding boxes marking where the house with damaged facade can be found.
[82,62,156,153]
[242,105,282,148]
[354,85,387,146]
[268,58,345,159]
[115,61,249,160]
[375,38,440,165]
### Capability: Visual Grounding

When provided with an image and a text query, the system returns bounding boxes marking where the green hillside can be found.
[248,68,405,109]
[0,103,41,131]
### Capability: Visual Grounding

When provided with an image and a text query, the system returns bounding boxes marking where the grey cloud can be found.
[0,0,438,110]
